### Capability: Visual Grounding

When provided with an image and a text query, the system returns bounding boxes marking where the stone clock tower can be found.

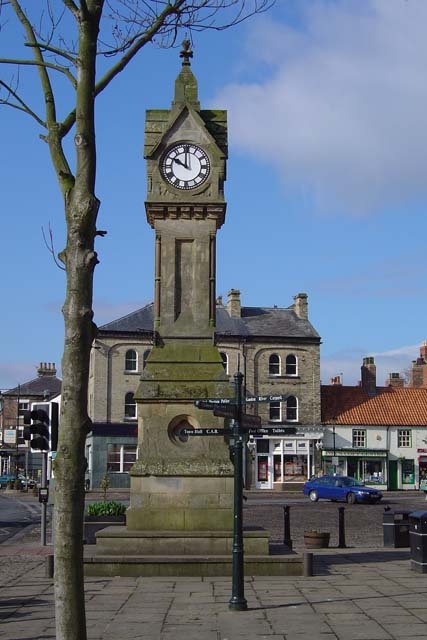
[89,45,300,577]
[127,42,235,538]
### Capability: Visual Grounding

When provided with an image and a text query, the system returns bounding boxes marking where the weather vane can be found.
[180,38,193,65]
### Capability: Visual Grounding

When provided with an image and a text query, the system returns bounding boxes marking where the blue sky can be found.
[1,0,426,390]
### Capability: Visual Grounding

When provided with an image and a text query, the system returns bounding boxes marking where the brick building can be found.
[0,362,61,478]
[321,356,427,490]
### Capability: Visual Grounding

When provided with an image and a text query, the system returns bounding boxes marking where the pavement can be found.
[2,492,427,639]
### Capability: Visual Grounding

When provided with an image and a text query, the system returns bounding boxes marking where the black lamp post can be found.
[228,371,248,611]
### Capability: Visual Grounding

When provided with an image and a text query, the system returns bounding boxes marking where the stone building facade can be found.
[87,290,322,489]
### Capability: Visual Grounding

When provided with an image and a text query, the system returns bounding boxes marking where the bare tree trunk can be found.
[53,193,98,639]
[53,5,101,638]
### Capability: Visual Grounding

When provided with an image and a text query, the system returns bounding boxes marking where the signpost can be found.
[194,378,289,611]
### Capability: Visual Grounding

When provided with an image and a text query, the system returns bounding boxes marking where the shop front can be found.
[418,449,427,491]
[321,448,388,489]
[255,431,323,489]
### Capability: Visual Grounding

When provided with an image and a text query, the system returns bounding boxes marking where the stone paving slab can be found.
[2,547,427,639]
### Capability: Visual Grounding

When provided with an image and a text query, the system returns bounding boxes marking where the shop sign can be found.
[4,429,16,444]
[322,449,387,458]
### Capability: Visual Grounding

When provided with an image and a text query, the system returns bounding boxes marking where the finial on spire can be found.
[180,38,193,66]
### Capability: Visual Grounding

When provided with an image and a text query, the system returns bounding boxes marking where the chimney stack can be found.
[409,341,427,388]
[227,289,241,319]
[37,362,57,377]
[361,357,376,396]
[386,372,404,388]
[293,293,308,320]
[330,375,342,385]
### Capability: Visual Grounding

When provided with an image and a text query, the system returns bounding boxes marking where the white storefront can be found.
[254,428,324,489]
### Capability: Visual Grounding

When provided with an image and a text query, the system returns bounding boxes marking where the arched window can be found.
[220,352,229,374]
[286,396,298,421]
[124,392,137,419]
[143,349,151,369]
[269,401,281,422]
[125,349,138,372]
[269,354,281,376]
[285,354,297,376]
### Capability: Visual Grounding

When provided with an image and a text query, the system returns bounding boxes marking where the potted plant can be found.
[84,498,127,544]
[303,530,330,549]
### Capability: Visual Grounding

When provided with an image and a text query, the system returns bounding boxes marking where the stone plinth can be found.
[127,476,233,531]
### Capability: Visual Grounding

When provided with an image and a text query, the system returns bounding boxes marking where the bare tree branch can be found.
[94,0,187,96]
[62,0,80,20]
[25,41,77,65]
[0,79,46,127]
[42,223,66,271]
[10,0,58,125]
[0,57,77,87]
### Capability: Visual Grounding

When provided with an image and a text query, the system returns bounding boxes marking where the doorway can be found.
[388,460,398,490]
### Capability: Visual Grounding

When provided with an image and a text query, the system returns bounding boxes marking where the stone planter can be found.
[303,531,330,549]
[84,515,126,545]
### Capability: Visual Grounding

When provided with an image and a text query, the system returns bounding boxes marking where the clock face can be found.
[161,143,210,190]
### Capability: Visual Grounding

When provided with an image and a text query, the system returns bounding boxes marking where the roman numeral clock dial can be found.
[161,144,210,190]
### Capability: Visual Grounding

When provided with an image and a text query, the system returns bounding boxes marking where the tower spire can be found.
[173,39,200,110]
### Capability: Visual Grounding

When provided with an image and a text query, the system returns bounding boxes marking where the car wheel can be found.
[347,492,356,505]
[309,490,319,502]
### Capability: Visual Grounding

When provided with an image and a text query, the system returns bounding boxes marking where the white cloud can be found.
[215,0,427,214]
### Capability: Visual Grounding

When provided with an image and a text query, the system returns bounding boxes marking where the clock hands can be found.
[173,148,191,170]
[173,157,187,168]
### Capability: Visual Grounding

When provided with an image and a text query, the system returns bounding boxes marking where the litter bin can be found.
[409,511,427,573]
[383,510,410,548]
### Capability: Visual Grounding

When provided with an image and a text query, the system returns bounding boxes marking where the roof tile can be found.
[322,385,427,426]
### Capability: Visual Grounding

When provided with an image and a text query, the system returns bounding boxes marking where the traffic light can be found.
[23,405,50,450]
[50,402,59,452]
[22,401,59,451]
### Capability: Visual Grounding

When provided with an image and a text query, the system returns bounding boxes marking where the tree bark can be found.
[53,5,101,639]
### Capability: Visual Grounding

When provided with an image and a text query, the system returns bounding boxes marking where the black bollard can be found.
[283,505,293,549]
[338,506,346,548]
[303,551,313,577]
[45,554,54,578]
